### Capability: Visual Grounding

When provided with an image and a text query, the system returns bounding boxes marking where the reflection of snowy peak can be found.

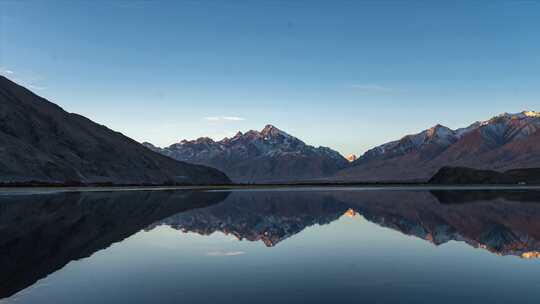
[362,211,540,258]
[146,190,540,258]
[347,190,540,258]
[148,192,350,247]
[144,125,348,182]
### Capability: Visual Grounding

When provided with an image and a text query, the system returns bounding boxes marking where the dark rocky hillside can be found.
[0,76,229,185]
[429,166,540,184]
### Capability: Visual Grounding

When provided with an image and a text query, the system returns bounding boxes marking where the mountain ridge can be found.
[145,124,348,182]
[4,73,538,184]
[0,76,230,185]
[337,110,540,181]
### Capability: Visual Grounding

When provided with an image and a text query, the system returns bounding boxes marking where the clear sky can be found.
[1,0,539,156]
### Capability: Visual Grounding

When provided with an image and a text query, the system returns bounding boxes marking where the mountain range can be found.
[144,125,349,182]
[0,76,229,185]
[339,111,540,181]
[2,75,540,184]
[147,111,540,182]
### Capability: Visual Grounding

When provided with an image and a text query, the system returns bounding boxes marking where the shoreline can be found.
[1,183,540,195]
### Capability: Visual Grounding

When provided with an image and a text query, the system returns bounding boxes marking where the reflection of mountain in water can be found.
[3,189,540,301]
[152,190,540,258]
[431,189,540,204]
[149,191,350,246]
[0,190,228,299]
[347,190,540,259]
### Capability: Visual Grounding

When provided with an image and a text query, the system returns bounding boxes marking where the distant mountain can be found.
[145,125,348,182]
[346,154,358,162]
[0,76,229,185]
[338,111,540,181]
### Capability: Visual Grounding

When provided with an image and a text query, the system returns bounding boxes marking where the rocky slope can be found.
[0,76,230,185]
[145,125,348,182]
[338,111,540,182]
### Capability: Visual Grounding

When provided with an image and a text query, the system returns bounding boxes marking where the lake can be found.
[2,187,540,303]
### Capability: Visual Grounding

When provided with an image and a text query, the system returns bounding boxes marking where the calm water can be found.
[2,188,540,303]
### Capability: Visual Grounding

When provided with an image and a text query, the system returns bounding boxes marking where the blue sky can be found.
[1,0,539,155]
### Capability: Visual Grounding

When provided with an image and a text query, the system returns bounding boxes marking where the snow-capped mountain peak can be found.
[346,154,358,162]
[146,125,348,182]
[260,124,292,139]
[482,110,540,125]
[426,124,452,137]
[356,110,540,165]
[522,111,540,118]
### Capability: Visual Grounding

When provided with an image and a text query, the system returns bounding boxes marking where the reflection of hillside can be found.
[0,190,228,299]
[154,190,540,258]
[430,189,540,204]
[149,191,350,246]
[339,190,540,258]
[3,189,540,301]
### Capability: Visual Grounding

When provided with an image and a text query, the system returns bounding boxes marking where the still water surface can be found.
[2,188,540,303]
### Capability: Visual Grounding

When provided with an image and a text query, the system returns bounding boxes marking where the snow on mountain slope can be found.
[145,125,348,182]
[340,111,540,181]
